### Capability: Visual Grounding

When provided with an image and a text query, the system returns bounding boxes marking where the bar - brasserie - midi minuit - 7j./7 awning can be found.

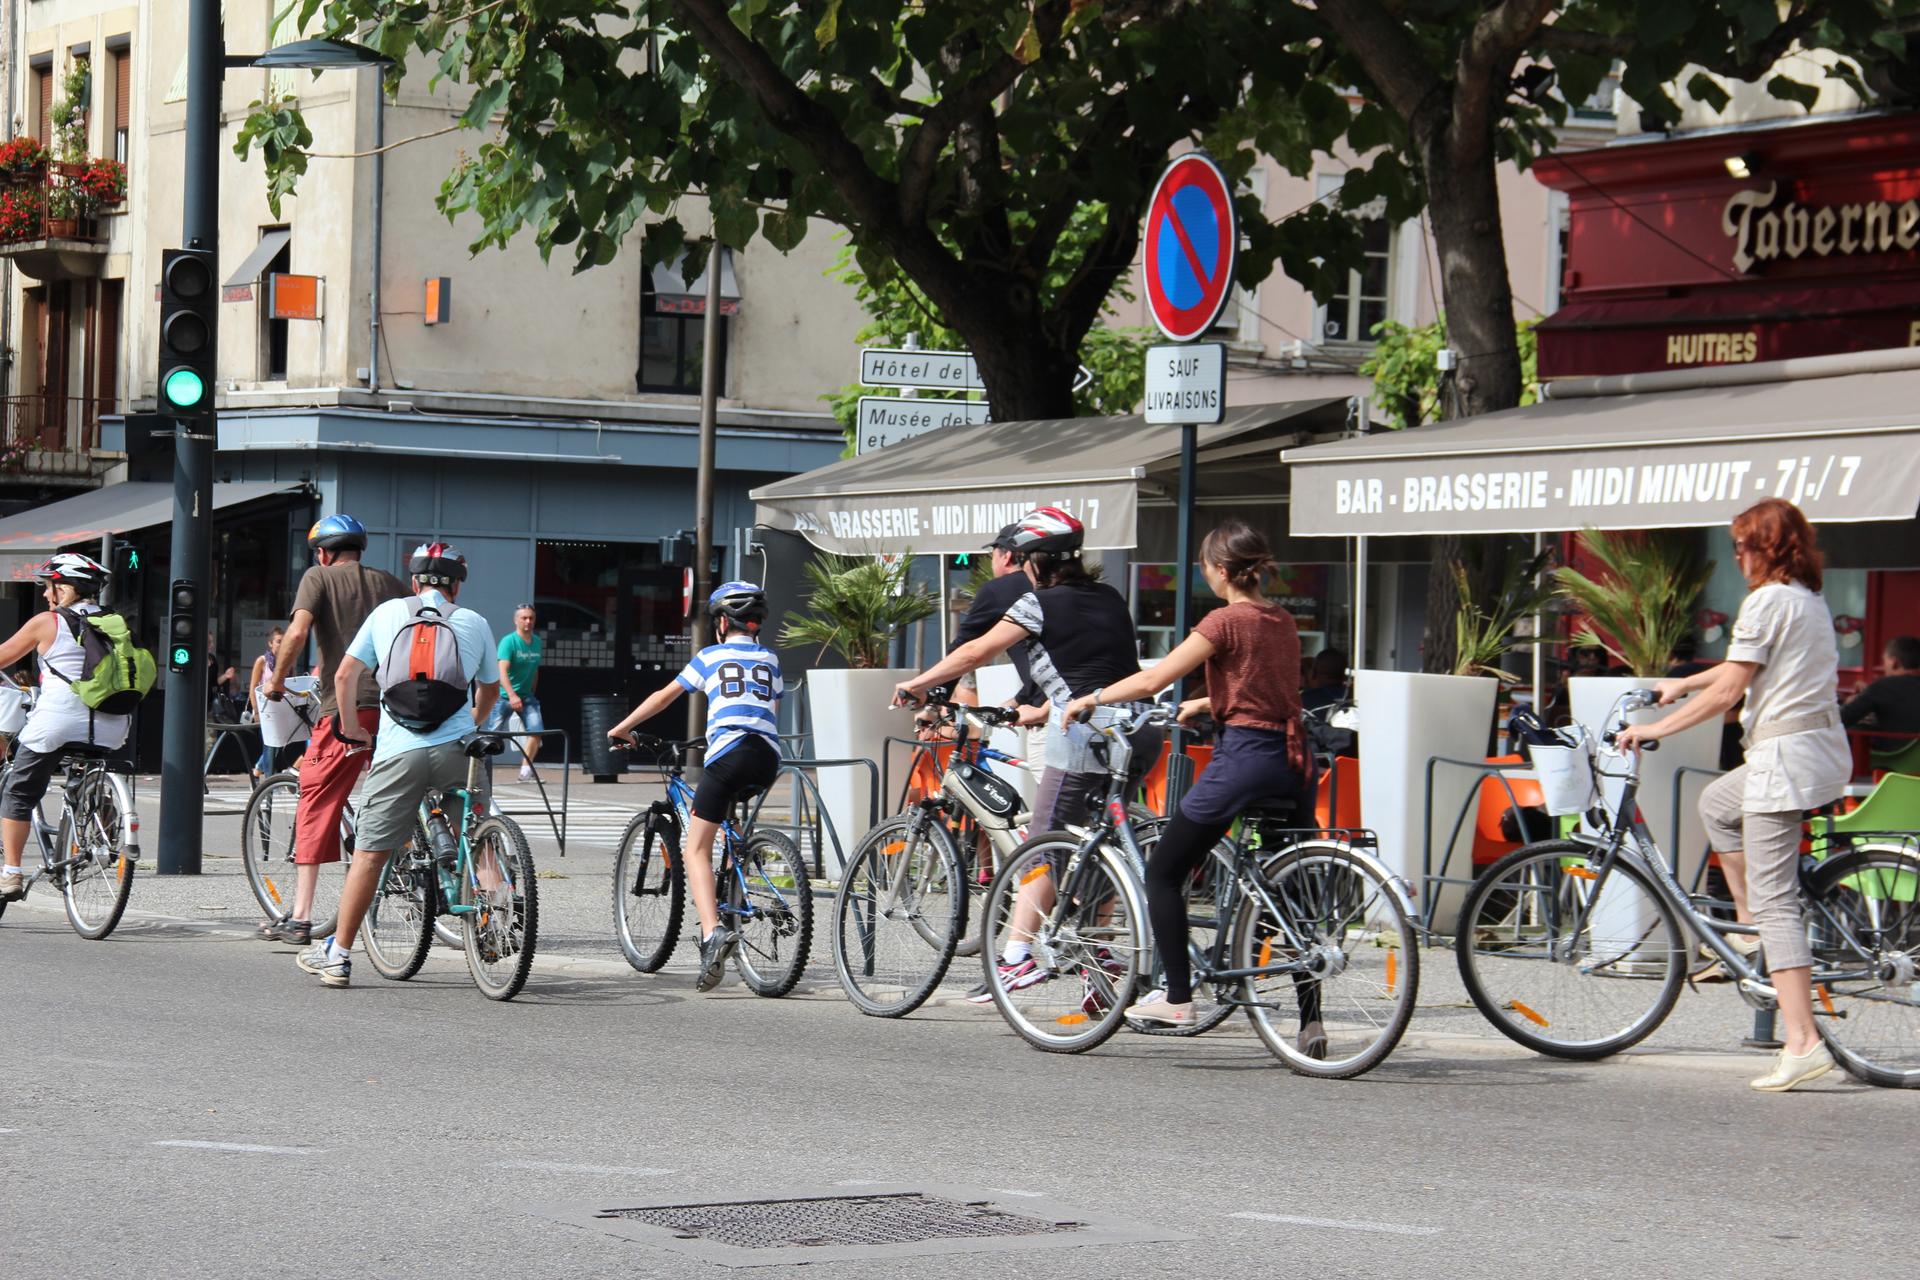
[1281,364,1920,537]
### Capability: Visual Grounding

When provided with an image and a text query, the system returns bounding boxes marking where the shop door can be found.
[616,565,693,740]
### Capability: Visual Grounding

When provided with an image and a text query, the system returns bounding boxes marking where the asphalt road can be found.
[4,783,1915,1280]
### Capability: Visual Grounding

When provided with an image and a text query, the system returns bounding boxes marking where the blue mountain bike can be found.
[612,736,813,997]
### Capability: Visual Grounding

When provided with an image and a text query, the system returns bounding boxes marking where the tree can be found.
[250,0,1383,421]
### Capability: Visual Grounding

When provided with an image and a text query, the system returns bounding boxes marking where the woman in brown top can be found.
[1064,519,1312,1030]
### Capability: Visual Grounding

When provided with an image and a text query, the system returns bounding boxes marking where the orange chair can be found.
[1469,755,1548,866]
[1141,742,1213,816]
[1314,755,1361,830]
[905,742,954,804]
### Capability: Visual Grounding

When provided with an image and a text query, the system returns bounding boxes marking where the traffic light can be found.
[167,579,199,673]
[159,248,217,418]
[112,540,143,578]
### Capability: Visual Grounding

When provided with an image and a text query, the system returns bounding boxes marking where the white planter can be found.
[1569,675,1725,893]
[806,667,912,876]
[1354,669,1499,926]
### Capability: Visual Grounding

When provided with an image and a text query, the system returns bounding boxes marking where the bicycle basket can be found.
[256,675,321,748]
[949,760,1020,820]
[1528,727,1596,817]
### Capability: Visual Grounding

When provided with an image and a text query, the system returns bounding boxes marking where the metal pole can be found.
[1530,529,1545,704]
[158,0,221,876]
[688,241,723,754]
[366,84,384,390]
[1350,396,1369,670]
[1173,422,1197,639]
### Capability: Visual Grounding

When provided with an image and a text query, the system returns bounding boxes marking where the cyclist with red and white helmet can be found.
[608,582,784,992]
[0,554,128,901]
[253,513,407,946]
[893,507,1162,999]
[295,541,499,987]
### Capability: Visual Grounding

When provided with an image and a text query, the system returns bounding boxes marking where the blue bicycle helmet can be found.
[307,513,368,552]
[708,581,768,626]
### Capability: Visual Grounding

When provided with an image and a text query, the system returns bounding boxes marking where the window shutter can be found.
[37,69,54,144]
[113,51,131,130]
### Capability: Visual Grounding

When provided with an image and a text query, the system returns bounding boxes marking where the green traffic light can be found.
[163,367,207,409]
[127,551,140,570]
[172,646,191,666]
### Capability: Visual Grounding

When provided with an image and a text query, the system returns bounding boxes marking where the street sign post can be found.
[859,347,981,392]
[1142,153,1238,343]
[1143,342,1225,425]
[855,396,991,454]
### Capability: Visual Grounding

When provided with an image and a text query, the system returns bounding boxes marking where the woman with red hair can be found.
[1618,498,1851,1091]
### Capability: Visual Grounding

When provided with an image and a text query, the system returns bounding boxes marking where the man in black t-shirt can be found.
[1843,635,1920,753]
[943,525,1048,777]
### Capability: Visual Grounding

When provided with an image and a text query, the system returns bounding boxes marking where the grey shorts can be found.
[1699,765,1812,972]
[356,740,486,853]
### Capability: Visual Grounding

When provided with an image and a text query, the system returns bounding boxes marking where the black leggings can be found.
[1145,811,1230,1005]
[1146,810,1324,1025]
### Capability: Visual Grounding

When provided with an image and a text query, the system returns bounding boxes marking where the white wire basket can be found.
[256,675,320,748]
[1527,727,1597,817]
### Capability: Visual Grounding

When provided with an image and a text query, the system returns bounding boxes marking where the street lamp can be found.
[157,10,391,877]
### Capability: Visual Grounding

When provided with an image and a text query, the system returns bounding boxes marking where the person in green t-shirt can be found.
[486,603,545,781]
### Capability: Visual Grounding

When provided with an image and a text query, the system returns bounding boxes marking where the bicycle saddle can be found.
[61,744,118,761]
[1241,796,1301,823]
[465,735,509,759]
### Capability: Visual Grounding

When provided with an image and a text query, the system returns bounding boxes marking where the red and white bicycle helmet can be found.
[407,541,468,586]
[1007,506,1084,556]
[33,552,109,591]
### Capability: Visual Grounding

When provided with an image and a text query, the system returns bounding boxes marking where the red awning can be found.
[1538,278,1920,379]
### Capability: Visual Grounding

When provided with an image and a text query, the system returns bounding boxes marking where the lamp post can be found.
[158,17,390,875]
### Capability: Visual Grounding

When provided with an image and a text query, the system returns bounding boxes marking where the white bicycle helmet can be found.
[1007,506,1084,556]
[33,552,109,593]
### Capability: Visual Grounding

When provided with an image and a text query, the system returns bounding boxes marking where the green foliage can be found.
[779,552,938,669]
[241,0,1387,419]
[1362,317,1537,432]
[50,63,90,163]
[1452,547,1554,681]
[1556,530,1715,678]
[233,97,314,218]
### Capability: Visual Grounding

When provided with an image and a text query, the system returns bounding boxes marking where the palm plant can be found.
[1555,529,1714,678]
[780,552,937,669]
[1452,546,1554,681]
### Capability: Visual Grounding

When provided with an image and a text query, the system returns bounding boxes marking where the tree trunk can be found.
[1418,127,1528,673]
[960,316,1079,421]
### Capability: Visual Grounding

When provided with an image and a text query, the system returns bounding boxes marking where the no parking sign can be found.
[1143,153,1238,342]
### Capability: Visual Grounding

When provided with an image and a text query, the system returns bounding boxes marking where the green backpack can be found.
[51,608,157,715]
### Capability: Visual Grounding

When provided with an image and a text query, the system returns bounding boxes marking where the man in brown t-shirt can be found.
[254,514,406,944]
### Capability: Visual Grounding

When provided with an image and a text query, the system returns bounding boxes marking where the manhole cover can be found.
[539,1182,1186,1268]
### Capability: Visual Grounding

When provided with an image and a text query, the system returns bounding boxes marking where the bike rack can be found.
[1670,763,1727,897]
[745,750,880,881]
[489,728,573,856]
[1420,754,1551,936]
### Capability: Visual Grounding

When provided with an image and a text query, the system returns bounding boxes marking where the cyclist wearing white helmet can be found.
[0,554,128,901]
[253,512,407,946]
[295,542,498,987]
[893,507,1162,1000]
[609,581,783,992]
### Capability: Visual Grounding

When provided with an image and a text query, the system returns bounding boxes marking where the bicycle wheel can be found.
[239,773,348,937]
[613,810,685,973]
[1456,839,1686,1060]
[730,829,813,997]
[1128,834,1237,1038]
[362,849,435,981]
[833,814,963,1017]
[1803,843,1920,1088]
[462,815,538,1000]
[1235,840,1418,1078]
[980,832,1147,1054]
[60,772,134,940]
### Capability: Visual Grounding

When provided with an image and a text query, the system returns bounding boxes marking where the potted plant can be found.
[0,188,43,243]
[1557,527,1722,884]
[0,137,46,177]
[77,158,125,212]
[1355,542,1551,912]
[44,180,81,238]
[781,552,937,870]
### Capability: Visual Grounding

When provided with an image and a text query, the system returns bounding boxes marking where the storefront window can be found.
[1130,562,1337,660]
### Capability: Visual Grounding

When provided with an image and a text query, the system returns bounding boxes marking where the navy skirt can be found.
[1178,725,1312,827]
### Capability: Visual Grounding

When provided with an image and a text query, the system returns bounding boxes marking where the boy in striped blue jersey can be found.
[609,582,783,990]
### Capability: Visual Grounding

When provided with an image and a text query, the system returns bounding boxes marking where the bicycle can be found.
[359,733,540,1000]
[611,735,813,997]
[833,699,1028,1017]
[0,724,140,941]
[1455,689,1920,1087]
[979,703,1421,1076]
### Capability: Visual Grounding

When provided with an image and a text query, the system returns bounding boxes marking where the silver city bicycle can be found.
[1456,689,1920,1087]
[0,708,141,939]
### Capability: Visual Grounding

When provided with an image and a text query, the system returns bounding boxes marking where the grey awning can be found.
[753,399,1348,556]
[224,228,292,288]
[1282,368,1920,536]
[650,248,740,316]
[0,481,305,581]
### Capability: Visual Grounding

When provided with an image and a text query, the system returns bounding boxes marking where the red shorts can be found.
[292,709,379,866]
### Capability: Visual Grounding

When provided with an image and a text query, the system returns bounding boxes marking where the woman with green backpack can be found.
[0,554,151,901]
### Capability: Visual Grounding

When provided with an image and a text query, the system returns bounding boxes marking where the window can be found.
[258,230,292,380]
[1318,194,1392,345]
[109,43,131,167]
[33,62,54,146]
[638,273,728,394]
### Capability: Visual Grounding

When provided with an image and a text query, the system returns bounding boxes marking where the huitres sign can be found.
[1531,114,1920,380]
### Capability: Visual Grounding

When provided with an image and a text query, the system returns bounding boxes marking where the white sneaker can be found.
[1750,1042,1835,1092]
[517,765,535,783]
